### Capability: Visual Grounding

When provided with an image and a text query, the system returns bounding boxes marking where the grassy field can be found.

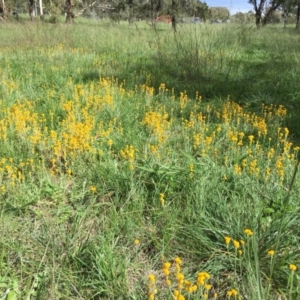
[0,19,300,300]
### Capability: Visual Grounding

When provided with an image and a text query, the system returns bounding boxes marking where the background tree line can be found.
[248,0,300,28]
[1,0,300,29]
[0,0,211,24]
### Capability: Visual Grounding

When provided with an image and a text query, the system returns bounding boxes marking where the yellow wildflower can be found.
[148,274,156,283]
[227,289,238,297]
[176,272,184,282]
[289,264,297,271]
[191,285,197,292]
[231,289,238,296]
[173,290,180,297]
[148,294,154,300]
[197,276,205,286]
[197,271,210,286]
[89,186,96,192]
[159,193,165,207]
[248,135,254,144]
[162,268,170,276]
[233,240,240,249]
[225,236,231,245]
[198,272,210,280]
[174,257,183,265]
[244,229,253,236]
[184,280,191,287]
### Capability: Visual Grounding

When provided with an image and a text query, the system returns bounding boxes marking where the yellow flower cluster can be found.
[179,91,189,111]
[159,257,211,300]
[148,274,157,300]
[224,229,253,256]
[197,272,210,286]
[244,229,253,236]
[120,145,135,170]
[171,100,296,184]
[225,236,244,255]
[227,288,238,297]
[0,63,296,198]
[262,103,287,119]
[142,110,170,143]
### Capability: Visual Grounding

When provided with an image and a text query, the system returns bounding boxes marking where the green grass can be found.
[0,19,300,300]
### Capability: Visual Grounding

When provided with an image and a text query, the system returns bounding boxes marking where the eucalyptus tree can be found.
[297,0,300,28]
[248,0,267,25]
[266,0,300,28]
[39,0,43,19]
[1,0,7,20]
[180,0,209,20]
[28,0,35,20]
[261,0,283,24]
[281,0,300,28]
[28,0,44,20]
[208,6,230,22]
[249,0,284,25]
[249,0,300,28]
[279,0,295,26]
[149,0,163,27]
[65,0,74,22]
[163,0,209,31]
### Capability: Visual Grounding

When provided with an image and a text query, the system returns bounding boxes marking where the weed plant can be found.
[0,21,300,299]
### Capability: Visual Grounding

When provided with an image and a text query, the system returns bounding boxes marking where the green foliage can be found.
[231,11,256,23]
[208,6,230,22]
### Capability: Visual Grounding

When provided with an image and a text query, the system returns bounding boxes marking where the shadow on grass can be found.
[79,38,300,139]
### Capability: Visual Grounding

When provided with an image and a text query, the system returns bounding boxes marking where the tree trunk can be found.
[283,14,287,28]
[171,0,177,32]
[262,3,281,26]
[65,0,73,23]
[39,0,44,20]
[255,11,261,27]
[296,0,300,29]
[1,0,7,21]
[28,0,35,21]
[150,0,157,29]
[171,15,176,32]
[253,0,267,27]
